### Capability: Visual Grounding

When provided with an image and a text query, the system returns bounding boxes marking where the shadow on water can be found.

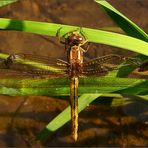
[121,95,148,123]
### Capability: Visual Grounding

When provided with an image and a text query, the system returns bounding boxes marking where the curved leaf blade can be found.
[0,77,147,96]
[95,0,148,41]
[0,0,18,7]
[0,18,148,55]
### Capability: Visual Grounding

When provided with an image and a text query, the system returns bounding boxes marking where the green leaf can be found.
[0,77,147,96]
[0,18,148,56]
[109,94,148,107]
[95,0,148,41]
[0,0,18,7]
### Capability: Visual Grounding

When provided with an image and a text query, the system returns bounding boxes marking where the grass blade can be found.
[0,0,18,7]
[95,0,148,41]
[0,77,147,96]
[0,18,148,55]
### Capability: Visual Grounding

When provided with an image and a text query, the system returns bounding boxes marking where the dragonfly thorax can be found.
[69,46,84,64]
[67,45,84,77]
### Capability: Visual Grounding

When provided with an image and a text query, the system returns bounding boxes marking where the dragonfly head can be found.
[67,32,84,46]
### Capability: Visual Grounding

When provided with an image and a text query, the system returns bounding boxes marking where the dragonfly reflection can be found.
[0,29,128,141]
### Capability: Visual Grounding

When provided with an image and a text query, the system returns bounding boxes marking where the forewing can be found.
[82,54,122,76]
[0,53,68,78]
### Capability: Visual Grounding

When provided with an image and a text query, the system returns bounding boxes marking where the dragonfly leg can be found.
[56,59,70,66]
[77,27,90,52]
[56,27,78,42]
[80,41,90,53]
[62,27,83,38]
[56,27,66,45]
[56,27,88,42]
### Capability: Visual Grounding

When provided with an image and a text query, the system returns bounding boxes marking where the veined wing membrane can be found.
[83,54,122,67]
[8,53,65,64]
[82,54,122,76]
[0,53,68,78]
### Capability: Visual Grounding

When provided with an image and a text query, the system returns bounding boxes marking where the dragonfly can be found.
[0,29,129,141]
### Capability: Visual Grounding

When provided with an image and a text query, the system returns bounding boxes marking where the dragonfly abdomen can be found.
[70,76,79,141]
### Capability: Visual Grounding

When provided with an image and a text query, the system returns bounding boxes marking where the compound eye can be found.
[76,35,82,41]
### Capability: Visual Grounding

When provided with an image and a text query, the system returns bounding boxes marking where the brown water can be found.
[0,0,148,147]
[0,95,147,147]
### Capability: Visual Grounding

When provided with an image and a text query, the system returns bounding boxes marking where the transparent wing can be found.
[0,53,68,78]
[83,54,122,67]
[82,54,122,76]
